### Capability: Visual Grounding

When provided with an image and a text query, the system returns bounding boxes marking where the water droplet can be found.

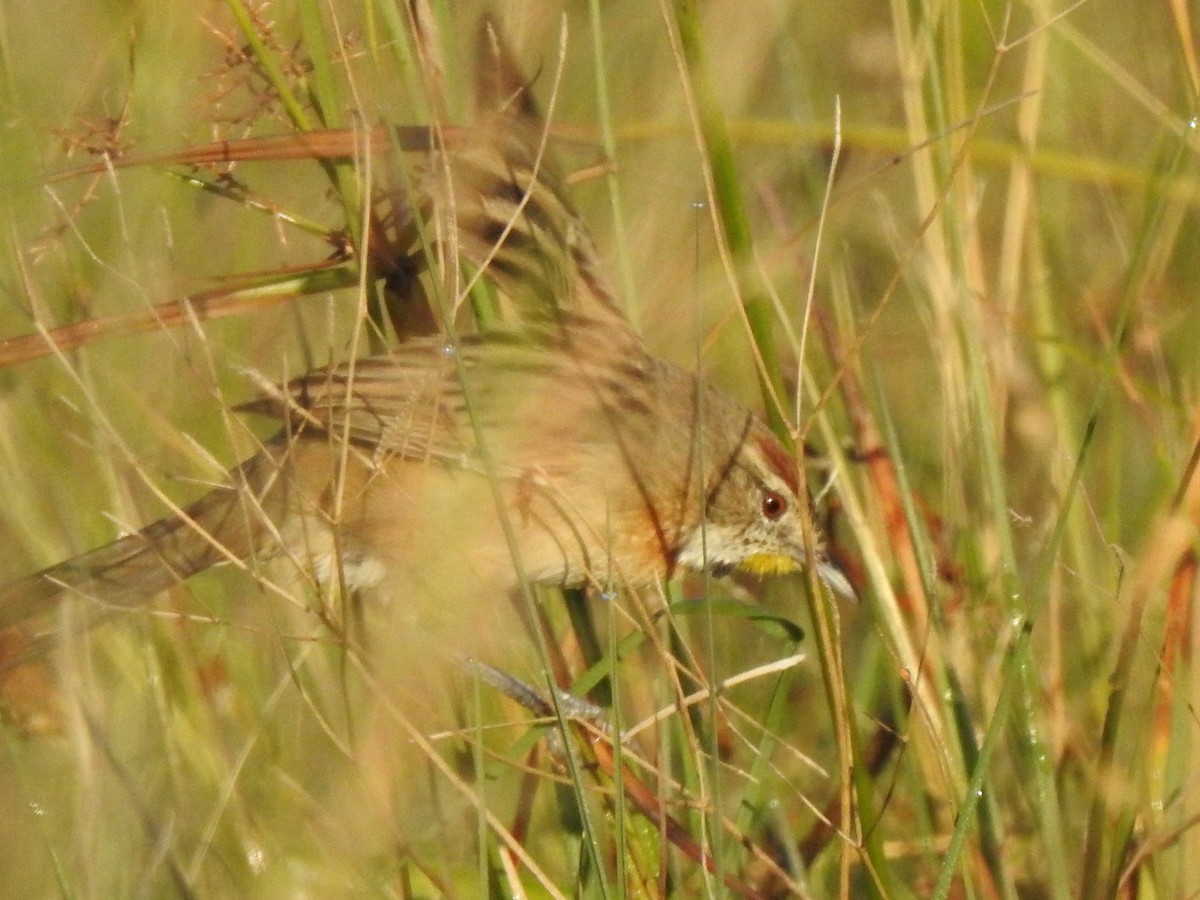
[246,844,267,873]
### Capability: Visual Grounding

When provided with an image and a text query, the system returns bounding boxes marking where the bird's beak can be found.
[815,561,857,602]
[737,551,857,602]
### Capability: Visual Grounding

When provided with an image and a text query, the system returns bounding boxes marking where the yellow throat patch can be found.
[739,553,800,577]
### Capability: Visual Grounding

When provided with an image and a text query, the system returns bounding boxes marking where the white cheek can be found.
[314,553,387,592]
[676,525,739,570]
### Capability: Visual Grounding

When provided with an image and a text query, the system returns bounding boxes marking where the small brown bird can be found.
[0,308,849,634]
[0,47,850,650]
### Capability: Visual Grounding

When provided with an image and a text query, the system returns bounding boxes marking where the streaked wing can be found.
[287,349,463,463]
[378,31,637,340]
[258,314,658,473]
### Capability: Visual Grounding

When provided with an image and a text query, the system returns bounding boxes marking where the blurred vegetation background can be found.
[1,0,1198,897]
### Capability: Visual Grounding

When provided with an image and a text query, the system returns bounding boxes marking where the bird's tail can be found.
[0,450,283,634]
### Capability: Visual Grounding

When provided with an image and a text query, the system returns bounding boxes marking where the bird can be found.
[0,39,850,660]
[0,308,849,635]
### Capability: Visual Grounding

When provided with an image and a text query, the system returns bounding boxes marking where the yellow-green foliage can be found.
[1,2,1198,897]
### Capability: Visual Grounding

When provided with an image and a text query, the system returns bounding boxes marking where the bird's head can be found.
[674,420,853,599]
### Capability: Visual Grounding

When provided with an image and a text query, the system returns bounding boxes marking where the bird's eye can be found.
[761,489,787,520]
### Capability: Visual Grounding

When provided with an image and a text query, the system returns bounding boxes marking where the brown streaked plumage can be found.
[0,307,849,638]
[0,35,851,650]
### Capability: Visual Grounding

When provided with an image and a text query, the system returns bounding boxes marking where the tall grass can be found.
[1,1,1198,896]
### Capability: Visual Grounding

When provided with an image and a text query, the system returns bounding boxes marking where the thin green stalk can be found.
[296,0,341,128]
[224,0,314,132]
[586,0,638,317]
[932,622,1030,900]
[670,0,788,438]
[226,0,385,348]
[804,575,891,898]
[894,3,1065,892]
[868,367,977,896]
[955,204,1069,900]
[1078,126,1194,899]
[402,21,614,894]
[367,0,425,111]
[606,595,630,895]
[727,621,802,846]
